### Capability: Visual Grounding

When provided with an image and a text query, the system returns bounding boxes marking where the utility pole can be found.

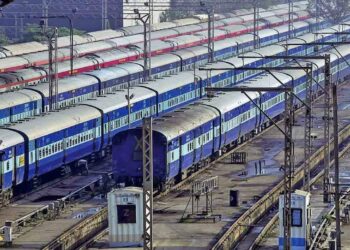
[303,64,312,191]
[238,55,318,192]
[125,76,134,129]
[134,9,150,81]
[14,14,18,40]
[102,0,108,30]
[148,1,152,77]
[42,0,49,30]
[199,65,317,250]
[54,29,58,110]
[142,117,153,250]
[34,15,74,75]
[149,0,153,24]
[284,88,293,250]
[324,54,331,203]
[204,84,294,250]
[207,8,213,62]
[315,0,319,31]
[288,0,294,38]
[333,82,341,249]
[45,27,58,111]
[200,1,214,63]
[285,41,350,205]
[253,0,259,49]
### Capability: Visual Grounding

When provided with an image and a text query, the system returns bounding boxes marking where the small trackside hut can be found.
[279,190,311,250]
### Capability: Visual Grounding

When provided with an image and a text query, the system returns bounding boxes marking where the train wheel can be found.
[106,146,112,156]
[0,189,12,207]
[30,176,41,190]
[158,182,166,193]
[175,173,182,184]
[90,153,96,163]
[250,131,255,138]
[222,146,227,154]
[5,190,12,206]
[59,165,68,177]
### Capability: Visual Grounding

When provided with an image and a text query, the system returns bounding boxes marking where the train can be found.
[0,1,309,59]
[0,13,313,91]
[0,19,337,127]
[111,44,350,190]
[0,27,348,204]
[0,9,310,72]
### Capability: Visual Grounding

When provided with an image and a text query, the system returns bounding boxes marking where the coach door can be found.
[0,151,4,188]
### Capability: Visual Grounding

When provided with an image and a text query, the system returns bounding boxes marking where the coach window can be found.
[153,106,156,114]
[291,208,303,227]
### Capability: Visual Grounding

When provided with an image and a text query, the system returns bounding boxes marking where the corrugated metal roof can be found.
[9,105,100,140]
[0,129,24,149]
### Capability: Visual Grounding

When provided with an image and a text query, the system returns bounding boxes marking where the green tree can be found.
[308,0,350,24]
[160,10,193,22]
[22,24,86,43]
[159,0,286,22]
[57,27,85,37]
[0,31,9,46]
[23,24,45,42]
[260,0,281,9]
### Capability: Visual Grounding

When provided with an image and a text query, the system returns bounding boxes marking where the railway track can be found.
[244,146,350,250]
[0,158,114,244]
[38,80,350,250]
[211,123,350,250]
[236,138,350,250]
[309,189,350,249]
[51,125,350,249]
[52,120,282,250]
[39,118,269,250]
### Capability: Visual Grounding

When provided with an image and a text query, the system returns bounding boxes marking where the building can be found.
[0,0,124,41]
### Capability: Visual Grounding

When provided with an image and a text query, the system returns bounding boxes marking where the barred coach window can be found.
[117,204,136,224]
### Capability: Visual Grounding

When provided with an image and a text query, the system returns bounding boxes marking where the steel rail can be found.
[45,123,350,250]
[211,125,350,249]
[249,143,350,249]
[0,172,112,236]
